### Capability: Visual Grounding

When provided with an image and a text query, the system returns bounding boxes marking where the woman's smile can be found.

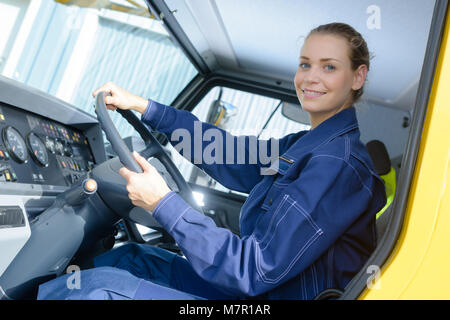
[302,88,327,99]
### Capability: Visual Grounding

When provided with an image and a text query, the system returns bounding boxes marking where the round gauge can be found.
[2,126,28,163]
[44,136,55,153]
[26,133,49,167]
[54,139,64,156]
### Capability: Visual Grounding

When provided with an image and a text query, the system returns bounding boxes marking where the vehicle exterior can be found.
[359,9,450,299]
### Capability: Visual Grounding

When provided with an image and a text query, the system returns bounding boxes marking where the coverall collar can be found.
[282,106,359,162]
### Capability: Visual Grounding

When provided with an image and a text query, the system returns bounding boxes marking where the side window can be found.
[168,86,310,195]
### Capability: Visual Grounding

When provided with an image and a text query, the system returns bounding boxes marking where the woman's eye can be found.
[324,64,336,71]
[299,62,310,69]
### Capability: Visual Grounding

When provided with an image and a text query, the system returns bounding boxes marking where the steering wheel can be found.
[90,91,203,230]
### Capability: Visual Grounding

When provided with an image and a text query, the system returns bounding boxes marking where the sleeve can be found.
[152,155,374,297]
[141,99,306,193]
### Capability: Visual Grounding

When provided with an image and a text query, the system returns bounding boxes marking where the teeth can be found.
[303,90,325,95]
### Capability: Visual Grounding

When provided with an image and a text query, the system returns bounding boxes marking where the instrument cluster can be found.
[0,103,95,187]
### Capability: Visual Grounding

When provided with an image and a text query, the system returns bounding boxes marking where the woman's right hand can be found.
[92,82,148,114]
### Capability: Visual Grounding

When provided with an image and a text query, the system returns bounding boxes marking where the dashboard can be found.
[0,102,95,187]
[0,75,108,284]
[0,76,107,196]
[0,76,178,298]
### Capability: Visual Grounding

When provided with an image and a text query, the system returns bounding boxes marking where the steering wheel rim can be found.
[93,91,203,215]
[95,92,143,173]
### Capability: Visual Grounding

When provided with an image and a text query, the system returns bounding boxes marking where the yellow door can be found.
[361,8,450,300]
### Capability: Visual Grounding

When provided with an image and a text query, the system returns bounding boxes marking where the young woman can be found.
[38,23,386,300]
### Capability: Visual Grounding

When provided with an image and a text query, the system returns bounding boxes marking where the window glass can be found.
[168,86,310,194]
[0,0,198,139]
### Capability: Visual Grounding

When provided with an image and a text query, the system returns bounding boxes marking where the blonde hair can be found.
[307,22,371,104]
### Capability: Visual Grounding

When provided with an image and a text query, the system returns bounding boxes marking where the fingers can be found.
[132,151,153,172]
[118,166,132,180]
[128,192,137,201]
[92,82,118,110]
[92,82,115,98]
[104,95,114,105]
[131,199,146,209]
[104,95,117,111]
[119,154,152,179]
[106,105,117,111]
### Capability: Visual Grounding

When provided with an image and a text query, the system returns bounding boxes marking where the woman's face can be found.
[294,33,366,118]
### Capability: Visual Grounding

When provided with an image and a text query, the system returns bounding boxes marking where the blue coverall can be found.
[37,102,386,300]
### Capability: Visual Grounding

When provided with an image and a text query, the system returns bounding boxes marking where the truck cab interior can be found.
[0,0,446,300]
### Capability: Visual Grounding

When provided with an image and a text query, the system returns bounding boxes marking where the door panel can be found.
[189,183,246,235]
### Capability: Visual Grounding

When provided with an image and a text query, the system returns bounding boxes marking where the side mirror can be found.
[206,99,237,129]
[281,102,310,125]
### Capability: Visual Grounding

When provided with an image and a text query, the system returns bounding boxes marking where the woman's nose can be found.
[304,66,320,83]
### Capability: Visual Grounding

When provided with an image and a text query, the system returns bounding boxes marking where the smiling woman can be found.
[36,21,387,300]
[295,23,370,129]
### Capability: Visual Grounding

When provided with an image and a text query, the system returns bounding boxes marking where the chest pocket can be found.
[261,156,296,211]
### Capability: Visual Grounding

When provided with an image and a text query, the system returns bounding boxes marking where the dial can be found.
[26,133,49,167]
[44,136,55,153]
[2,126,28,163]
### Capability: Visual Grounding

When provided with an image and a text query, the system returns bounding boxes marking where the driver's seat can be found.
[365,140,396,240]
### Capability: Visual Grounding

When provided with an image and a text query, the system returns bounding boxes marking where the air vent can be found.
[0,206,25,229]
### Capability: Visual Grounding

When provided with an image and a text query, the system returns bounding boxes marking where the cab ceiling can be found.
[163,0,436,112]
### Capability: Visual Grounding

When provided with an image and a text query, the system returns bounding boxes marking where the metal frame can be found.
[172,73,299,111]
[144,0,210,75]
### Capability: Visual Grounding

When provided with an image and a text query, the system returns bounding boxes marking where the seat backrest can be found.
[366,140,391,176]
[366,140,397,240]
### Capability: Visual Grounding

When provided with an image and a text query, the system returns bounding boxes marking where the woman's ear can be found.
[352,64,368,91]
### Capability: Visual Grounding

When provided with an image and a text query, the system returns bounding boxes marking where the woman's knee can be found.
[38,267,142,300]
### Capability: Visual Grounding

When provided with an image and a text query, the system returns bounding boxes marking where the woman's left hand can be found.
[119,151,172,212]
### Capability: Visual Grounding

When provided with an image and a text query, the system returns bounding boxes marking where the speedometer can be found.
[2,126,28,163]
[26,132,49,167]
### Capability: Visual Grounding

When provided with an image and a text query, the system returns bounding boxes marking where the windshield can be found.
[0,0,198,138]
